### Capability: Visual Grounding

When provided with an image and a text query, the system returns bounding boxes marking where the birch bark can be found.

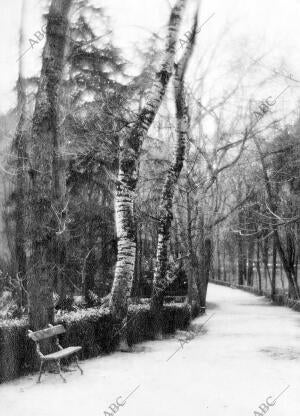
[150,13,198,337]
[109,0,187,327]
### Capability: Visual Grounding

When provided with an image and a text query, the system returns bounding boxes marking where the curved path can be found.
[1,283,299,416]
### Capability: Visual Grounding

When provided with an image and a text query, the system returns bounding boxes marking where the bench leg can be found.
[75,355,83,375]
[37,361,45,384]
[56,360,67,383]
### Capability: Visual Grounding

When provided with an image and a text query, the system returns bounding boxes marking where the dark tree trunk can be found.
[53,145,69,305]
[237,209,247,285]
[262,236,271,291]
[271,235,277,299]
[185,193,201,312]
[199,238,212,308]
[247,238,255,286]
[256,240,262,293]
[84,249,96,305]
[28,0,72,331]
[131,225,142,298]
[216,228,221,281]
[238,237,245,285]
[222,248,227,282]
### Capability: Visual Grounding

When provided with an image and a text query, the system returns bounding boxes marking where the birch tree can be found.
[28,0,72,331]
[109,0,187,341]
[150,13,198,338]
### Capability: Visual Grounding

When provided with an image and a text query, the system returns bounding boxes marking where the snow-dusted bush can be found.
[0,302,191,383]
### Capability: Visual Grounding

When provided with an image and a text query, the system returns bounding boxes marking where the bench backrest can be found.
[28,324,66,342]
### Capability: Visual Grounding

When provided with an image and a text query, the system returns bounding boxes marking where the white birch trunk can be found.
[150,14,198,337]
[109,0,187,324]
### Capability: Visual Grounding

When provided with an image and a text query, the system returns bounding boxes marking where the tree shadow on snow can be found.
[206,301,219,310]
[260,346,300,360]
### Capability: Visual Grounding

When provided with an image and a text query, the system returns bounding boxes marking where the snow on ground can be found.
[1,283,300,416]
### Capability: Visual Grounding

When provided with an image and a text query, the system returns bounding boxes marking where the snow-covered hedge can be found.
[0,302,191,383]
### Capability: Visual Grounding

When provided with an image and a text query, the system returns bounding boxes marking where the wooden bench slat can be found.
[28,324,66,341]
[43,346,82,361]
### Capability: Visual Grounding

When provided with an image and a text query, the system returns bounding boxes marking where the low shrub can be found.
[0,318,29,382]
[0,302,191,383]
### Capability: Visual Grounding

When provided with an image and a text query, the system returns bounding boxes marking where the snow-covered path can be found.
[1,283,300,416]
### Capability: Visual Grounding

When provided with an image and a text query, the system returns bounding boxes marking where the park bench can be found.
[28,324,83,383]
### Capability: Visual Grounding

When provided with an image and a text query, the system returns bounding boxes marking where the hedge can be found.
[0,302,191,383]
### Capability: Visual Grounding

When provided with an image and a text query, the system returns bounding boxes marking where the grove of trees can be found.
[0,0,299,352]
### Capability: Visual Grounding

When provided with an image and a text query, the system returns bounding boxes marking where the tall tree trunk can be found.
[84,249,96,305]
[247,237,255,286]
[109,0,186,348]
[271,234,277,299]
[262,236,272,291]
[238,215,246,285]
[216,226,221,280]
[150,15,198,338]
[28,0,72,331]
[222,247,227,282]
[53,140,69,306]
[202,237,212,306]
[196,234,212,309]
[256,239,262,292]
[194,212,205,306]
[131,224,142,298]
[185,192,201,312]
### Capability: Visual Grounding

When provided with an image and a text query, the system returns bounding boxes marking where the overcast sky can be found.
[1,0,300,115]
